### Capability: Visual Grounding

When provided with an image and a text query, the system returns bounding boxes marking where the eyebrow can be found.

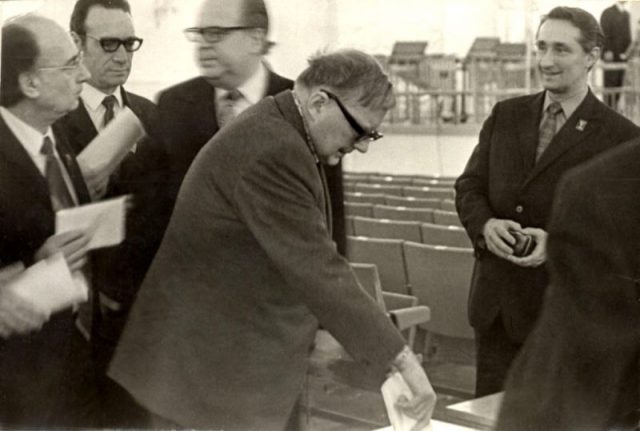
[64,52,81,66]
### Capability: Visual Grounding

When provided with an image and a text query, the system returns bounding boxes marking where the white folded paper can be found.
[56,195,128,250]
[4,253,87,315]
[381,372,432,431]
[77,107,146,191]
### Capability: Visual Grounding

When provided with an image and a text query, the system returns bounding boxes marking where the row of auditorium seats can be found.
[347,236,475,341]
[345,203,462,226]
[344,171,458,187]
[349,217,471,247]
[345,183,455,200]
[346,192,456,211]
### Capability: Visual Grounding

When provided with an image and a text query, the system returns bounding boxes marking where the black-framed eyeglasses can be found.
[184,26,254,43]
[322,90,384,142]
[84,34,143,52]
[37,50,84,73]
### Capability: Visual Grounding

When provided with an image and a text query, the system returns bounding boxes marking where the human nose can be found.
[537,49,554,68]
[77,63,91,82]
[112,44,129,62]
[354,140,370,154]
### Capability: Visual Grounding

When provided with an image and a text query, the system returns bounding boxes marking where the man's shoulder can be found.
[266,70,294,95]
[157,77,212,103]
[125,90,155,109]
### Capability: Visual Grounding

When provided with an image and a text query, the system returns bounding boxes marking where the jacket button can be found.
[515,205,524,213]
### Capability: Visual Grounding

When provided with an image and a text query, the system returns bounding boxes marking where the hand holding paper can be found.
[34,230,91,271]
[382,372,435,431]
[56,195,128,250]
[0,253,88,338]
[77,107,146,195]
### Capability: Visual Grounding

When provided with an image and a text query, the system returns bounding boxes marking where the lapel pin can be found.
[576,119,587,131]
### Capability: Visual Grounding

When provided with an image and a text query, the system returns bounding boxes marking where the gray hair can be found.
[296,49,395,111]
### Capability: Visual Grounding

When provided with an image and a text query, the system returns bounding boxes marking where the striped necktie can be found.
[536,102,563,162]
[41,136,74,210]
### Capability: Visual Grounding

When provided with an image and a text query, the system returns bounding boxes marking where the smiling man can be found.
[455,6,640,398]
[109,49,436,431]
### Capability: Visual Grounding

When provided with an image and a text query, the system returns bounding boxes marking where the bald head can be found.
[1,13,89,129]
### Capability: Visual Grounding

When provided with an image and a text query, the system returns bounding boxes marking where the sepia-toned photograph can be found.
[1,0,639,430]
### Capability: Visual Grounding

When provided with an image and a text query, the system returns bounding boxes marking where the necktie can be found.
[217,89,242,128]
[41,136,75,210]
[536,101,563,162]
[102,95,117,128]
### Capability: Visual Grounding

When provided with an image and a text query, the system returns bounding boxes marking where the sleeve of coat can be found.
[233,143,405,377]
[455,102,499,248]
[496,171,640,431]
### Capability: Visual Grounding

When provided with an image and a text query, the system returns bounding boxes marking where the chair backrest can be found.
[354,183,404,197]
[384,195,441,210]
[373,205,434,223]
[403,186,455,200]
[403,241,475,339]
[350,263,386,311]
[420,223,472,248]
[433,209,463,227]
[412,178,457,188]
[346,236,409,295]
[353,216,422,242]
[344,201,374,218]
[440,199,457,212]
[344,192,386,205]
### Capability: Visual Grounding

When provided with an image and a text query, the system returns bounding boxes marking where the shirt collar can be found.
[216,62,268,105]
[543,86,589,119]
[81,84,123,113]
[0,106,55,158]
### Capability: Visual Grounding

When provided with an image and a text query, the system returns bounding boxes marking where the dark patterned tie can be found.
[102,95,117,128]
[536,101,563,162]
[217,89,242,128]
[41,136,74,210]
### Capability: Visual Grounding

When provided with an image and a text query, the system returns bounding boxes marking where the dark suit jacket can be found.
[497,138,640,431]
[58,87,170,307]
[109,91,405,430]
[156,71,348,254]
[0,115,91,425]
[455,89,640,342]
[601,4,632,61]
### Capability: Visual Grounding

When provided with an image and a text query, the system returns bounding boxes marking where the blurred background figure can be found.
[600,0,632,108]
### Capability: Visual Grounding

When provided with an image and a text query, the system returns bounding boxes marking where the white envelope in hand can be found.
[56,195,128,250]
[381,372,432,431]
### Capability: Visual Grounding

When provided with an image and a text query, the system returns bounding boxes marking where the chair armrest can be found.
[383,291,418,310]
[388,306,430,331]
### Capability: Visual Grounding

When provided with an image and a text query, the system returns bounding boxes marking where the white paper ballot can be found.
[77,107,146,191]
[4,253,87,315]
[56,195,128,250]
[381,372,432,431]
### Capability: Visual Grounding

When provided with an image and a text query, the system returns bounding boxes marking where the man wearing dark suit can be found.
[600,1,631,108]
[455,6,640,397]
[109,50,436,431]
[57,0,170,426]
[0,14,94,428]
[160,0,347,254]
[497,138,640,431]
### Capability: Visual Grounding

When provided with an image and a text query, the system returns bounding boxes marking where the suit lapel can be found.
[52,123,91,204]
[522,90,600,188]
[66,100,98,155]
[516,92,545,173]
[0,117,52,208]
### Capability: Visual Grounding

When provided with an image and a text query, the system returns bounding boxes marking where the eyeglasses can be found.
[322,90,384,142]
[37,51,84,73]
[184,26,253,43]
[84,34,143,52]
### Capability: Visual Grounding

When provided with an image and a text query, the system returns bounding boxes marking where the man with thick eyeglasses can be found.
[57,0,170,427]
[159,0,347,256]
[110,48,435,431]
[0,13,95,428]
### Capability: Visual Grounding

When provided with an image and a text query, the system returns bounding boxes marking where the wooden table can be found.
[444,392,503,430]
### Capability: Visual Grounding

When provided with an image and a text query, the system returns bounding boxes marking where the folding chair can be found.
[384,195,441,209]
[420,223,472,248]
[344,201,374,218]
[433,209,463,227]
[372,204,434,223]
[352,216,422,242]
[403,186,455,200]
[344,192,386,205]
